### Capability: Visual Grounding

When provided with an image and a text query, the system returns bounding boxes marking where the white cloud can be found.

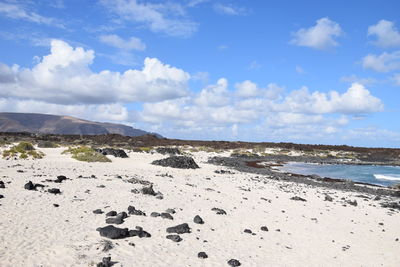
[362,51,400,72]
[368,20,400,48]
[195,78,230,106]
[0,39,190,104]
[235,80,259,98]
[187,0,209,8]
[100,0,197,37]
[0,2,63,28]
[213,3,246,16]
[99,34,146,51]
[280,83,383,114]
[393,73,400,86]
[340,75,377,85]
[291,17,342,50]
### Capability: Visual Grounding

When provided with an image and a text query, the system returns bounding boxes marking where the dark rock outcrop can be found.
[152,156,199,169]
[128,206,146,216]
[48,188,61,194]
[96,256,112,267]
[155,147,181,155]
[228,259,241,266]
[198,252,208,259]
[95,148,128,158]
[129,226,151,238]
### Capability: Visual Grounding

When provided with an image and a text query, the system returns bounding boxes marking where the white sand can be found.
[0,147,399,267]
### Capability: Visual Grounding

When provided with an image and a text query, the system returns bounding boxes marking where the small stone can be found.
[161,213,174,220]
[198,252,208,259]
[324,194,333,202]
[128,206,146,216]
[193,215,204,224]
[93,209,104,214]
[141,185,156,196]
[260,226,269,231]
[166,223,191,234]
[129,226,151,238]
[347,200,358,206]
[24,181,35,190]
[48,188,61,194]
[227,259,241,266]
[211,208,227,215]
[0,181,5,188]
[166,234,182,242]
[165,208,176,214]
[244,229,252,234]
[53,204,59,207]
[290,196,306,202]
[106,211,117,217]
[96,256,111,267]
[0,194,4,199]
[150,212,161,217]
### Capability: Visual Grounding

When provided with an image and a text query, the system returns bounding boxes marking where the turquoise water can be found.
[278,162,400,187]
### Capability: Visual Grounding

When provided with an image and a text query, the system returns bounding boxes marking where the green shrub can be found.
[37,141,59,148]
[62,146,111,162]
[2,142,44,159]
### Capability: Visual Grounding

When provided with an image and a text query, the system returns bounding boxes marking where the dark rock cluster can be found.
[151,156,199,169]
[166,223,191,234]
[24,181,44,191]
[155,147,181,155]
[95,148,128,158]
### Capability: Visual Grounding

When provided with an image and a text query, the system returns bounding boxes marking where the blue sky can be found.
[1,0,400,147]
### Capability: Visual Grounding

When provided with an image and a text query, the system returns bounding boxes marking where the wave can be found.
[374,174,400,181]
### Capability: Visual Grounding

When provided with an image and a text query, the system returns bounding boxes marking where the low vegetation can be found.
[37,141,59,148]
[62,146,111,162]
[2,142,45,159]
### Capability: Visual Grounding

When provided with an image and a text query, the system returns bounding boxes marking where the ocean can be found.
[277,162,400,187]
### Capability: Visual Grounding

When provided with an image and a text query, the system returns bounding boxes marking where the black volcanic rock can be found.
[96,256,112,267]
[166,234,182,242]
[141,185,156,196]
[228,259,241,266]
[290,196,307,202]
[198,252,208,259]
[97,225,129,239]
[95,148,128,158]
[24,181,35,190]
[48,188,61,194]
[0,181,5,188]
[128,206,146,216]
[106,211,117,217]
[54,175,68,183]
[160,213,174,220]
[152,156,199,169]
[129,226,151,238]
[93,209,104,214]
[211,208,227,215]
[155,147,181,155]
[193,215,204,224]
[166,223,191,234]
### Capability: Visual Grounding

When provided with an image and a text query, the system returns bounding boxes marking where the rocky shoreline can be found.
[208,155,400,199]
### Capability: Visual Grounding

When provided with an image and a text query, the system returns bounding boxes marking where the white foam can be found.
[374,174,400,181]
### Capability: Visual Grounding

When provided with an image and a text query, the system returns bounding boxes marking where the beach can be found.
[0,146,399,267]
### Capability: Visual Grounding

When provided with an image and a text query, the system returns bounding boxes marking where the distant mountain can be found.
[0,112,160,137]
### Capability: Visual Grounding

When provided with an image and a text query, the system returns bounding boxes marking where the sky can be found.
[0,0,400,147]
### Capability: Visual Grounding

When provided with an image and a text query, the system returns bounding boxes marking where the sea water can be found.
[278,162,400,187]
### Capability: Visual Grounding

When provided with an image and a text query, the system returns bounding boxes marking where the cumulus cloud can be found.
[291,17,342,50]
[362,51,400,72]
[100,0,197,37]
[368,20,400,48]
[0,39,190,104]
[280,83,383,114]
[235,81,283,100]
[195,78,230,106]
[99,34,146,51]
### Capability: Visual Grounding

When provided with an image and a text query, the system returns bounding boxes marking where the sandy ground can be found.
[0,147,399,267]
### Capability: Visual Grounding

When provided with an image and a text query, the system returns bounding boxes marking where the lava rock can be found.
[0,181,5,188]
[347,200,358,206]
[244,229,252,234]
[151,156,199,169]
[324,194,333,202]
[93,209,104,214]
[165,208,176,214]
[96,256,112,267]
[381,202,400,210]
[155,147,181,155]
[227,259,241,266]
[128,206,146,216]
[290,196,307,202]
[161,213,174,220]
[106,214,125,225]
[166,234,182,242]
[150,212,161,217]
[95,148,128,158]
[193,215,204,224]
[198,252,208,259]
[166,223,191,234]
[106,211,117,217]
[129,226,151,238]
[260,226,269,231]
[53,204,59,207]
[0,194,4,199]
[141,185,156,196]
[48,188,61,194]
[97,225,129,239]
[54,175,68,183]
[24,181,35,190]
[211,208,227,215]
